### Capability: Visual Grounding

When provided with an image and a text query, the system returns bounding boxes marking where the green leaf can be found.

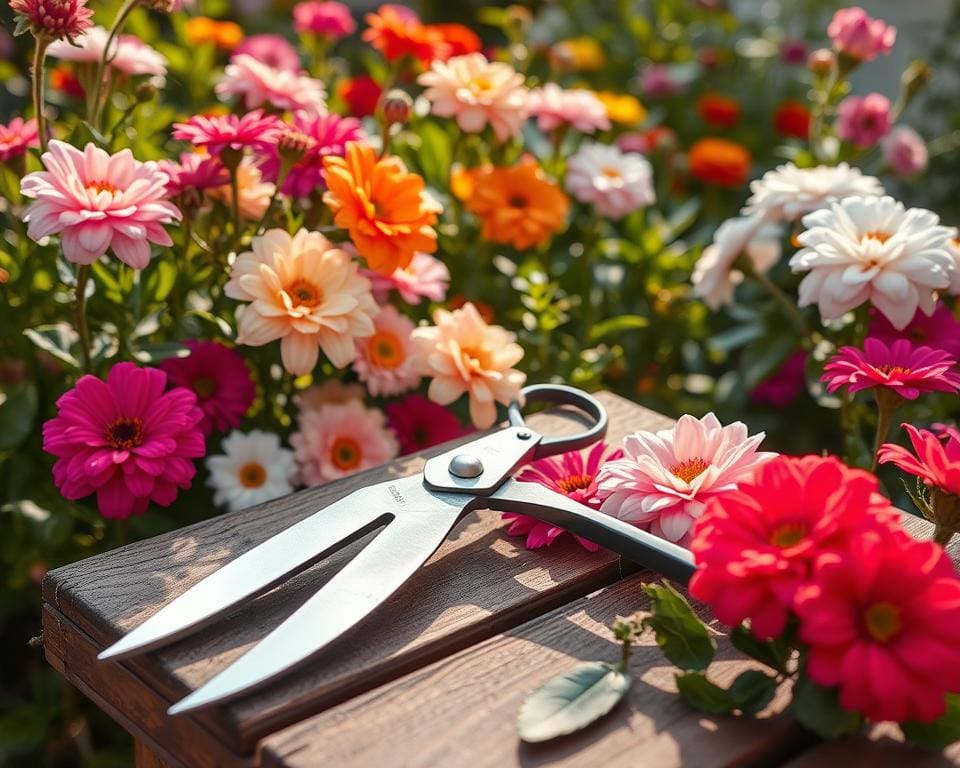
[23,325,81,369]
[412,121,452,187]
[0,383,37,450]
[132,341,190,363]
[728,670,778,714]
[791,677,861,740]
[518,661,631,743]
[730,624,790,674]
[675,672,735,714]
[586,314,650,344]
[902,694,960,750]
[143,259,177,303]
[642,581,715,671]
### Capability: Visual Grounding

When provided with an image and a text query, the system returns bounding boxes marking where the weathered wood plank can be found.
[42,392,672,760]
[780,723,959,767]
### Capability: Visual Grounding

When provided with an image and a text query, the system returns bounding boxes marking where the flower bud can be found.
[10,0,94,42]
[901,60,934,103]
[135,81,158,103]
[0,267,8,284]
[381,89,413,126]
[277,128,314,165]
[807,48,835,75]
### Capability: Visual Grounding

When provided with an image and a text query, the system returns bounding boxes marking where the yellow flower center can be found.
[286,278,323,308]
[470,75,496,94]
[600,166,622,179]
[669,457,709,484]
[861,230,892,245]
[106,417,144,450]
[331,437,362,470]
[876,365,911,377]
[770,522,807,548]
[87,180,119,195]
[238,462,267,488]
[864,601,902,643]
[557,473,593,495]
[461,345,494,372]
[192,376,217,399]
[367,330,404,370]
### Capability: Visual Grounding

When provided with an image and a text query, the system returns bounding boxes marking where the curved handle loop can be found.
[507,384,608,460]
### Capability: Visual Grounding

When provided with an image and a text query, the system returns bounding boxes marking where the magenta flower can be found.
[159,341,256,435]
[172,110,282,156]
[836,93,891,149]
[21,141,181,268]
[293,1,356,38]
[42,363,205,519]
[750,350,807,408]
[505,442,623,552]
[11,0,93,42]
[158,152,229,198]
[822,338,960,400]
[261,111,364,197]
[827,6,896,62]
[233,34,301,72]
[0,117,39,163]
[868,304,960,360]
[880,423,960,497]
[883,126,928,177]
[385,394,467,455]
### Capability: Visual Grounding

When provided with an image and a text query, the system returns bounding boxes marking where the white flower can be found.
[206,430,296,512]
[790,196,955,330]
[692,215,782,309]
[947,233,960,295]
[743,162,884,222]
[565,142,655,219]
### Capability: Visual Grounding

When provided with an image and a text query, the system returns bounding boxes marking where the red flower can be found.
[362,4,447,64]
[338,75,383,118]
[427,23,481,59]
[879,423,960,497]
[795,529,960,723]
[773,100,811,139]
[696,93,741,128]
[385,394,468,455]
[688,138,751,187]
[50,66,85,99]
[689,455,897,639]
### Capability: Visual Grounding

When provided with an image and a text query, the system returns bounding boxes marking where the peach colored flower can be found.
[294,380,365,414]
[353,304,420,396]
[411,302,526,428]
[208,157,275,220]
[224,228,378,375]
[417,53,527,142]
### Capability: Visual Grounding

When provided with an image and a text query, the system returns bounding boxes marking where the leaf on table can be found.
[518,661,631,743]
[728,669,778,715]
[730,624,791,674]
[791,676,861,740]
[902,693,960,750]
[675,671,736,714]
[642,581,715,671]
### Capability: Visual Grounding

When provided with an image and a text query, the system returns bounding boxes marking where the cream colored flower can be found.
[411,302,526,428]
[743,162,884,222]
[208,157,275,220]
[692,215,782,309]
[224,228,378,375]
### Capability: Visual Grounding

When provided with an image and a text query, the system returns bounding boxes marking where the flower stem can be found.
[743,259,812,341]
[32,37,50,154]
[870,389,899,473]
[229,165,242,245]
[90,0,139,128]
[74,264,92,373]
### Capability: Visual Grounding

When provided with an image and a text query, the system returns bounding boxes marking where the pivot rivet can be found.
[449,454,484,478]
[517,429,532,440]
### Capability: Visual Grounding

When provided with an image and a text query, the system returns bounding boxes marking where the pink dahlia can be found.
[233,34,301,72]
[868,304,960,360]
[505,442,623,552]
[159,341,255,435]
[827,7,896,63]
[795,529,960,723]
[385,394,467,455]
[11,0,93,42]
[750,350,807,408]
[159,152,229,198]
[526,84,611,134]
[21,141,181,268]
[0,117,39,163]
[172,110,282,156]
[364,252,450,306]
[822,338,960,400]
[261,111,364,198]
[216,54,326,114]
[294,1,356,38]
[352,305,420,397]
[47,27,167,77]
[594,413,776,544]
[42,363,205,519]
[883,126,928,177]
[879,423,960,497]
[689,455,897,639]
[836,93,891,149]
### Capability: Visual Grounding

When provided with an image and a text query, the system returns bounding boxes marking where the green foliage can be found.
[902,695,960,751]
[641,581,715,671]
[791,676,862,740]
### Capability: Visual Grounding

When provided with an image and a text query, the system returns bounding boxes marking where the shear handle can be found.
[508,384,608,461]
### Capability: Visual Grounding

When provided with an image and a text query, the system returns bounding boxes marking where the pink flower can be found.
[291,400,397,484]
[690,455,898,639]
[364,252,450,305]
[827,7,896,62]
[21,141,181,268]
[504,443,623,552]
[836,93,891,149]
[294,1,356,38]
[526,84,610,134]
[883,125,928,176]
[352,305,420,397]
[233,34,301,72]
[42,363,205,519]
[867,304,960,360]
[795,529,960,723]
[0,117,39,163]
[260,111,365,198]
[821,338,960,400]
[48,27,167,77]
[879,423,960,497]
[159,152,229,197]
[295,380,364,413]
[640,65,681,98]
[172,110,282,155]
[750,350,807,408]
[216,54,326,114]
[780,38,808,65]
[385,394,467,455]
[159,341,255,435]
[594,413,776,545]
[10,0,93,42]
[208,157,275,220]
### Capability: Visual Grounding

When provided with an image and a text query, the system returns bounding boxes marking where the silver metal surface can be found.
[422,426,541,494]
[448,454,484,478]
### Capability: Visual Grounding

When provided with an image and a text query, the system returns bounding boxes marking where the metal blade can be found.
[167,477,466,714]
[99,481,400,661]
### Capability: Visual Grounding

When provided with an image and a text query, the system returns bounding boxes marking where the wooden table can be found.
[41,392,960,767]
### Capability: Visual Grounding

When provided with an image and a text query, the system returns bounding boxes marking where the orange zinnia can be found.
[688,138,752,188]
[184,17,244,50]
[464,156,569,250]
[323,142,440,274]
[362,5,447,64]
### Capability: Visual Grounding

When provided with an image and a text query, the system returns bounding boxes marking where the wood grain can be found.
[42,392,673,762]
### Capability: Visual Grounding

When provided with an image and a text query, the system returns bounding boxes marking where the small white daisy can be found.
[206,430,296,512]
[789,195,956,330]
[565,142,655,220]
[743,162,884,222]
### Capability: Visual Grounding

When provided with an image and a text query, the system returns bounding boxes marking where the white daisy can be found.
[743,162,884,222]
[692,214,782,310]
[789,196,955,330]
[565,142,655,220]
[947,232,960,295]
[206,430,297,512]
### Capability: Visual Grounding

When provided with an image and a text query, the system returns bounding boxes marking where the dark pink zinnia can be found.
[293,1,356,38]
[385,394,467,455]
[172,110,282,156]
[0,117,39,163]
[159,341,255,435]
[261,110,364,198]
[868,304,960,361]
[822,337,960,400]
[505,442,623,552]
[42,363,205,519]
[750,350,807,408]
[159,152,229,197]
[11,0,93,41]
[233,34,301,72]
[879,423,960,498]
